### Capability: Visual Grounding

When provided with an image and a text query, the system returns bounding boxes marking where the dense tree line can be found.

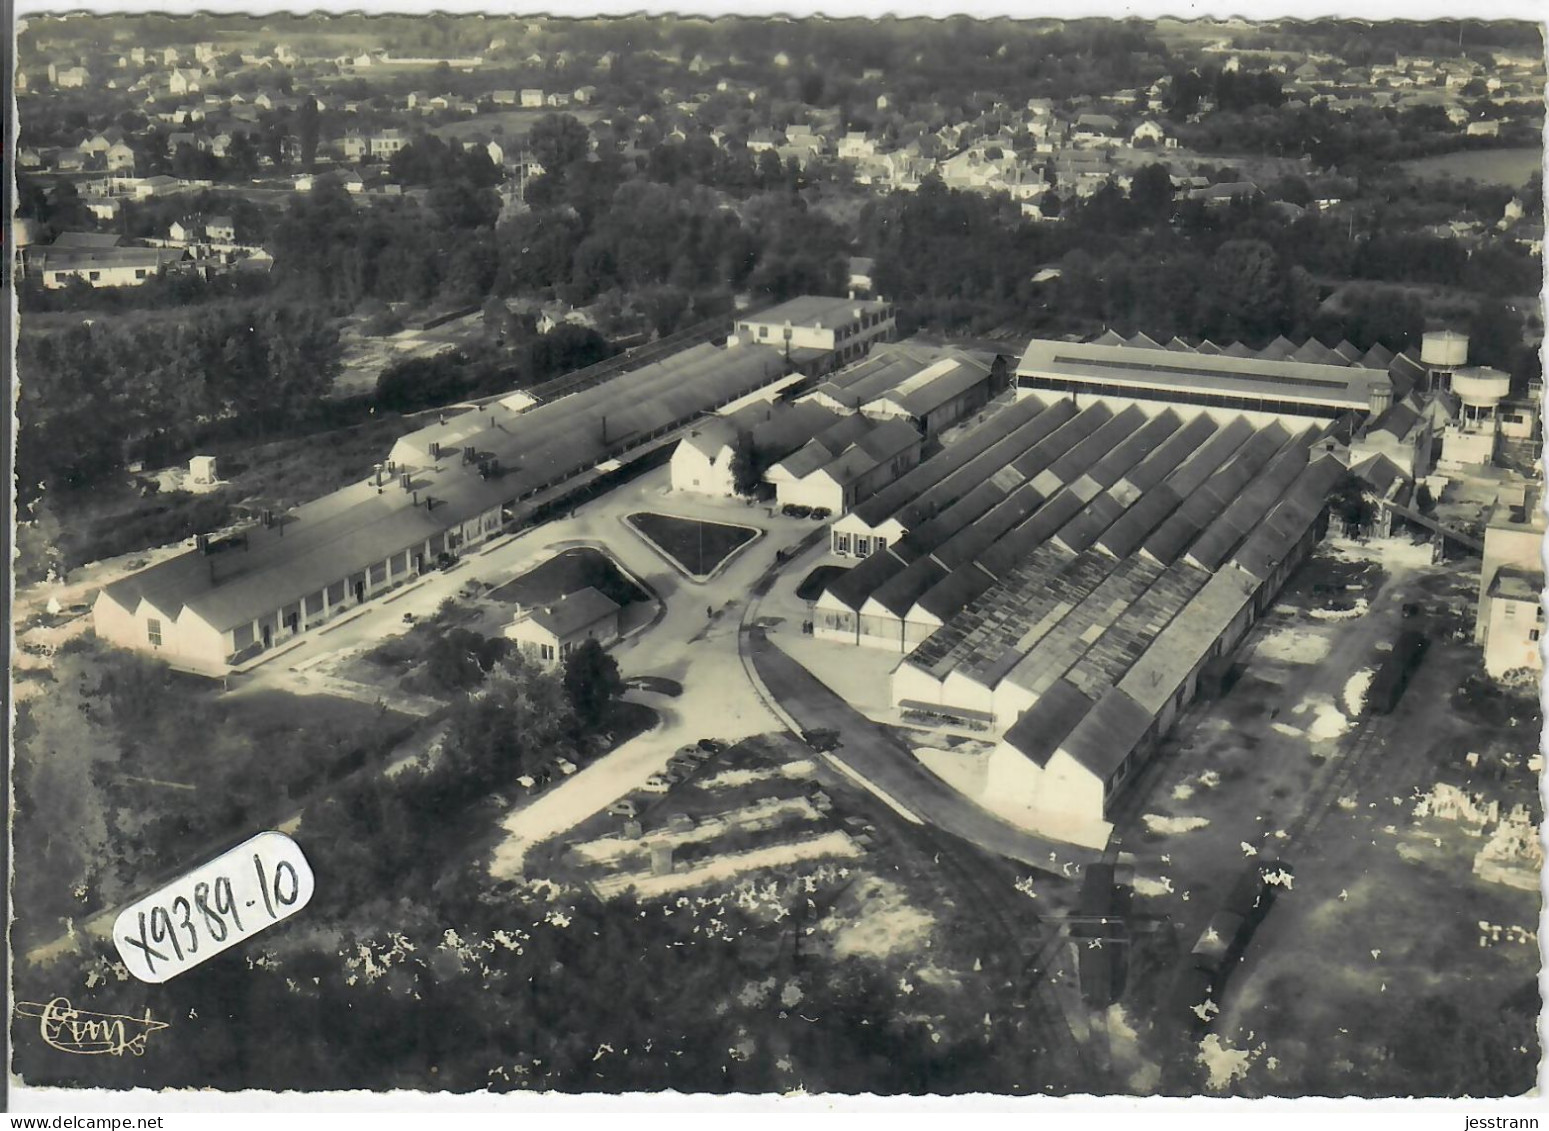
[17,300,340,498]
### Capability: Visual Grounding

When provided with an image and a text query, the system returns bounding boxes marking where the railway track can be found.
[528,302,774,403]
[915,825,1111,1093]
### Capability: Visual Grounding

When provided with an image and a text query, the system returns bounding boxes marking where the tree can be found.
[730,429,760,495]
[1129,163,1175,223]
[562,639,624,729]
[528,113,591,175]
[1201,238,1285,341]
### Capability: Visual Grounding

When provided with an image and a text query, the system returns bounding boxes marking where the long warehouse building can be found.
[95,340,796,673]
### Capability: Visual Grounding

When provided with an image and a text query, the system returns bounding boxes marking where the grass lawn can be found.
[796,564,849,603]
[487,547,648,609]
[1398,146,1542,187]
[625,512,758,579]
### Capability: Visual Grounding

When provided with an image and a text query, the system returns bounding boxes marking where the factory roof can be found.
[1016,335,1394,409]
[845,395,1046,530]
[999,679,1095,769]
[107,340,798,639]
[738,294,891,329]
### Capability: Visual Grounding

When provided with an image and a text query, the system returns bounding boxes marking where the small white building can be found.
[1482,567,1543,678]
[520,88,545,109]
[505,587,622,665]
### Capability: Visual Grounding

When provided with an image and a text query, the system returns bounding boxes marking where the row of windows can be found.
[1016,375,1348,419]
[833,531,889,557]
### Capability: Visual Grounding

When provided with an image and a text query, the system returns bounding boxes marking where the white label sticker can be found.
[113,831,315,984]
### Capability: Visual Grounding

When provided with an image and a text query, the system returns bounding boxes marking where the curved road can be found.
[743,627,1098,875]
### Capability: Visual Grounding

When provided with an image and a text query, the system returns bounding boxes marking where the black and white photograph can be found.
[6,1,1547,1111]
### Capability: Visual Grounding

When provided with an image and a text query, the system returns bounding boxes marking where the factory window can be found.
[146,618,162,647]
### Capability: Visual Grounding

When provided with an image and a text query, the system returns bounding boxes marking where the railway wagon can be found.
[1368,629,1428,715]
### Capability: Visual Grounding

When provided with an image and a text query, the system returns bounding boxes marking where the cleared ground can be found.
[1398,146,1542,187]
[1106,535,1541,1096]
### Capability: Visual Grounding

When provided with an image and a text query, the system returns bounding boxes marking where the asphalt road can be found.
[745,627,1099,874]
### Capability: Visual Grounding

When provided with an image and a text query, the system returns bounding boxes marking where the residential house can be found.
[520,88,545,108]
[747,128,781,152]
[492,89,517,105]
[169,218,200,242]
[573,85,597,105]
[83,195,123,221]
[168,68,202,95]
[55,66,90,89]
[1072,113,1121,146]
[38,245,187,289]
[341,132,369,161]
[837,132,878,160]
[545,92,572,108]
[205,215,236,242]
[1466,119,1501,138]
[1131,119,1175,147]
[369,129,410,159]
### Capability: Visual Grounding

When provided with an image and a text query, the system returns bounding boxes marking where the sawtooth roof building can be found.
[809,377,1352,846]
[1015,331,1415,421]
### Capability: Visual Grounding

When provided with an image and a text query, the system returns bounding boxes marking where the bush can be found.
[64,493,234,568]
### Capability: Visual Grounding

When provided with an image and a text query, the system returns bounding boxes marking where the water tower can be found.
[1420,329,1470,393]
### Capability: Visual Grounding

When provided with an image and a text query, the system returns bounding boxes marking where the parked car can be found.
[802,728,841,752]
[608,797,640,818]
[682,748,713,764]
[641,775,672,794]
[516,774,538,793]
[697,738,727,753]
[553,758,578,776]
[809,507,831,521]
[781,503,813,518]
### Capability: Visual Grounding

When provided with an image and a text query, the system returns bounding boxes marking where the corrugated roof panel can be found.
[896,399,1076,528]
[1009,402,1111,481]
[1046,404,1147,484]
[1117,413,1218,501]
[1185,445,1312,570]
[1054,493,1127,554]
[1097,484,1183,558]
[1118,566,1259,714]
[978,490,1087,579]
[848,395,1045,528]
[824,549,909,610]
[1000,680,1097,769]
[1056,687,1155,783]
[1162,416,1255,497]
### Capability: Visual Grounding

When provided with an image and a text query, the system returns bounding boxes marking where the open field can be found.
[1398,147,1542,187]
[431,106,603,142]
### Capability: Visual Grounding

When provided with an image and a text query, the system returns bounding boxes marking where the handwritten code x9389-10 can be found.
[113,831,314,984]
